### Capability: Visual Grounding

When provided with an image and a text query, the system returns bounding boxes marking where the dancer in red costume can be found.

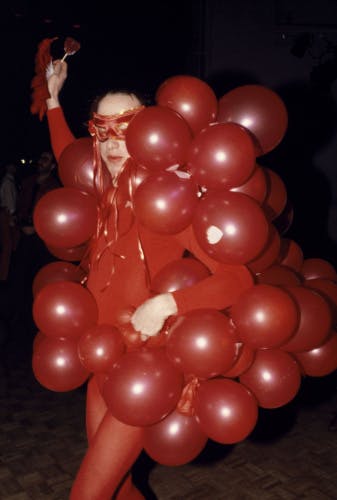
[42,59,254,500]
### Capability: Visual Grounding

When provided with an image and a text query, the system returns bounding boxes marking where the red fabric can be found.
[177,377,200,416]
[47,108,75,160]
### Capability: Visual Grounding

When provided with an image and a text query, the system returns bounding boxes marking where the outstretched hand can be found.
[131,293,178,337]
[46,60,68,109]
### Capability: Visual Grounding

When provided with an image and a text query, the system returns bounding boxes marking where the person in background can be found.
[17,150,60,235]
[0,163,18,218]
[0,162,19,281]
[7,151,61,357]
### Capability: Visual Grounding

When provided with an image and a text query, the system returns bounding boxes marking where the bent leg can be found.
[70,411,144,500]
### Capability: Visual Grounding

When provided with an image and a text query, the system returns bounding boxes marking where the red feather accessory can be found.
[30,37,57,121]
[30,37,81,120]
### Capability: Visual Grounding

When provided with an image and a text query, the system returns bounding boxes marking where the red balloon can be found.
[301,258,337,282]
[103,348,183,426]
[217,84,288,156]
[248,225,281,274]
[156,75,218,135]
[305,278,337,326]
[78,324,125,373]
[125,106,192,170]
[32,336,89,392]
[256,264,302,287]
[294,333,337,377]
[187,123,255,190]
[144,410,207,466]
[194,378,258,444]
[278,238,304,272]
[231,164,267,204]
[222,343,256,378]
[58,137,111,196]
[33,187,97,248]
[47,242,88,263]
[262,167,287,220]
[33,261,85,297]
[230,284,299,349]
[166,309,237,379]
[151,257,210,293]
[33,281,98,339]
[192,191,269,265]
[280,286,332,352]
[239,349,301,409]
[133,171,199,234]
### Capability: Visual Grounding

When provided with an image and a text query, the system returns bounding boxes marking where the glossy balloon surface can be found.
[167,309,237,378]
[218,85,288,155]
[33,188,97,248]
[230,284,299,349]
[125,106,192,170]
[187,123,256,190]
[195,378,258,443]
[144,410,207,466]
[192,191,269,264]
[33,336,89,392]
[103,348,183,426]
[240,349,302,408]
[156,75,218,135]
[133,171,199,234]
[33,281,98,339]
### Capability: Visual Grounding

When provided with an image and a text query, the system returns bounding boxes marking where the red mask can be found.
[88,106,144,142]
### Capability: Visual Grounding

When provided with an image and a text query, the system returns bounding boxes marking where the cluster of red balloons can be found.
[31,74,337,468]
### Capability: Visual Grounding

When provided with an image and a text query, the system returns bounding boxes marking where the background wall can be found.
[1,0,337,263]
[202,0,337,264]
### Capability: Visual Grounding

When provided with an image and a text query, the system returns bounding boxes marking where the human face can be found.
[37,152,54,173]
[96,93,142,177]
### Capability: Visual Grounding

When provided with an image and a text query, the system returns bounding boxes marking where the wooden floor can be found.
[1,348,336,500]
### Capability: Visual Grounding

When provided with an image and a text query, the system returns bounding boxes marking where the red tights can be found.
[70,376,144,500]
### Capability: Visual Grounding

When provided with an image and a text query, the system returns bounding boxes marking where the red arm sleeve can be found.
[172,225,254,314]
[46,107,75,161]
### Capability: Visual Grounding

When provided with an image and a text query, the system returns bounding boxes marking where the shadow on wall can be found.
[207,69,337,268]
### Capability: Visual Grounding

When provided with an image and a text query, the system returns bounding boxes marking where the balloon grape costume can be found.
[32,75,337,490]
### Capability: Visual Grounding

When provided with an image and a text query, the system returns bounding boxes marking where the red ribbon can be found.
[177,377,200,416]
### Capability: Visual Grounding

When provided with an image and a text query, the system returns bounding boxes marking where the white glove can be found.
[46,60,68,110]
[131,293,178,337]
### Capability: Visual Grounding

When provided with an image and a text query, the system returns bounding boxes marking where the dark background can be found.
[1,0,337,262]
[0,0,198,159]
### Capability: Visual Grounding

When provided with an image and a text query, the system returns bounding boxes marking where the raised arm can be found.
[46,60,75,160]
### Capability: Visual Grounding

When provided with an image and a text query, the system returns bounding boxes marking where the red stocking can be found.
[86,375,108,444]
[70,411,144,500]
[115,473,145,500]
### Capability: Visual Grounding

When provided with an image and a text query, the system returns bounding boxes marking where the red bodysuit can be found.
[47,107,254,500]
